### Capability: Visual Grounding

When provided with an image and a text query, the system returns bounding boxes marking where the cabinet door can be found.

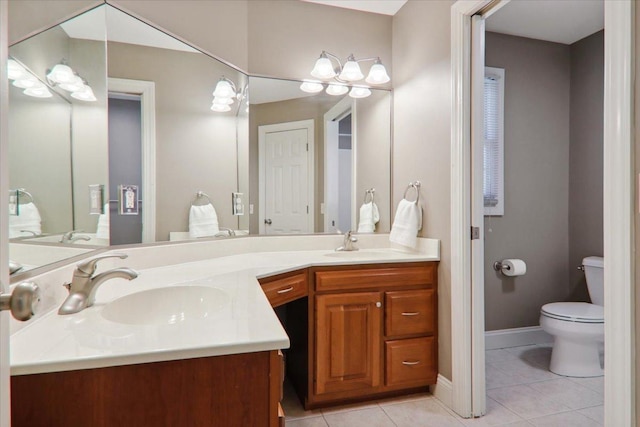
[315,292,382,396]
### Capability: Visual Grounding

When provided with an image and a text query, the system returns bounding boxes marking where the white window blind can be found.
[484,67,504,216]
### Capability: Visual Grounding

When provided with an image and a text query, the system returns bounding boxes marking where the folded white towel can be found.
[9,202,42,238]
[389,199,422,248]
[357,202,380,233]
[96,203,110,240]
[189,203,219,238]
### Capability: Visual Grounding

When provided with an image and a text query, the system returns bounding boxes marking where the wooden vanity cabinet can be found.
[11,350,284,427]
[308,262,438,408]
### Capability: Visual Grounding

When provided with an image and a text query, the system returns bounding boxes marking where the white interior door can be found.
[0,1,10,424]
[324,120,339,231]
[470,13,487,417]
[259,120,314,234]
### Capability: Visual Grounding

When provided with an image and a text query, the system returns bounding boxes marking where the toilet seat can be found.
[541,302,604,323]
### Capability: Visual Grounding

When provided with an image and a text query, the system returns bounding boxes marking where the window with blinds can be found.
[484,67,505,216]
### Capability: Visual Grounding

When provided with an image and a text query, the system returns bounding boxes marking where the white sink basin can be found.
[101,285,229,325]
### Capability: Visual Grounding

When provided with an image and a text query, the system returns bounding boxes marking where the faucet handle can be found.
[77,253,128,276]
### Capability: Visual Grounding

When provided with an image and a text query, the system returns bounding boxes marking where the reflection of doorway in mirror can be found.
[259,120,314,234]
[324,97,356,233]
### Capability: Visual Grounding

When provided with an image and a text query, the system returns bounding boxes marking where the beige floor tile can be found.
[457,397,524,426]
[323,407,396,427]
[382,398,465,426]
[490,358,559,383]
[319,399,379,415]
[500,422,534,426]
[487,385,571,419]
[486,363,530,389]
[282,382,324,420]
[527,379,603,410]
[567,376,604,395]
[528,411,601,427]
[376,391,433,406]
[486,349,520,364]
[577,405,604,426]
[286,416,329,427]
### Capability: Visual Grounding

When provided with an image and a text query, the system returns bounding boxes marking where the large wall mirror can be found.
[8,2,392,280]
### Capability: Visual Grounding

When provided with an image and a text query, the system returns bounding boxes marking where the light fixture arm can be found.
[322,50,344,73]
[219,76,238,95]
[355,56,382,64]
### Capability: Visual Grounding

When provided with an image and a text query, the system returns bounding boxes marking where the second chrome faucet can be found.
[58,253,138,315]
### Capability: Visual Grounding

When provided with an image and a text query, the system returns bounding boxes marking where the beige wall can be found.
[635,5,640,423]
[483,32,571,331]
[108,42,242,240]
[247,1,392,83]
[392,0,454,380]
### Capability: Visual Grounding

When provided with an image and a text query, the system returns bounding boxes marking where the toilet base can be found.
[549,338,603,377]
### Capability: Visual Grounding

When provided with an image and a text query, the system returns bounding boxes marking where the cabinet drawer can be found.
[385,290,435,337]
[315,263,435,292]
[260,272,308,307]
[385,337,436,387]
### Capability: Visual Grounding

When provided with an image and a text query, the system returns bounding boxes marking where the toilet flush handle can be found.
[577,265,585,271]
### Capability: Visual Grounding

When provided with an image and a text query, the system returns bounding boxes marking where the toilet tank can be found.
[583,256,604,306]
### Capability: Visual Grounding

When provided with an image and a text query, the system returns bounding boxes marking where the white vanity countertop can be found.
[11,243,439,376]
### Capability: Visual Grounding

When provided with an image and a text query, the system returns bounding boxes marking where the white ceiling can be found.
[486,0,604,45]
[61,6,198,53]
[301,0,407,16]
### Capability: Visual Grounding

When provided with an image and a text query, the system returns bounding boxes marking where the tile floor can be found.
[283,344,604,426]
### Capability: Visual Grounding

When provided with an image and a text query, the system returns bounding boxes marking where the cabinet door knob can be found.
[375,302,382,308]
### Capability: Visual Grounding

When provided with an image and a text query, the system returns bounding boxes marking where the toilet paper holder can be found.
[493,261,510,272]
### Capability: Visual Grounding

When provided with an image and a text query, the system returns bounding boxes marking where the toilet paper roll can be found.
[501,259,526,276]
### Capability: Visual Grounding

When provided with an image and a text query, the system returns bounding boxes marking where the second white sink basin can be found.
[101,285,229,325]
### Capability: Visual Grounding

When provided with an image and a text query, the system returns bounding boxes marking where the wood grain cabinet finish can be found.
[385,337,437,387]
[315,292,382,396]
[307,262,438,408]
[259,270,308,307]
[11,351,283,427]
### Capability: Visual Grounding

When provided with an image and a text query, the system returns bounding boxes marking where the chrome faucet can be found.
[215,227,236,237]
[336,230,358,252]
[60,229,91,243]
[58,253,138,315]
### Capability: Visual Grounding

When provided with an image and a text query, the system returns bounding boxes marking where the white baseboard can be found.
[430,374,453,408]
[485,326,553,350]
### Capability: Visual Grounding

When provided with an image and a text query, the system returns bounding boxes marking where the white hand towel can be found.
[9,202,42,238]
[189,203,220,238]
[96,203,110,240]
[357,202,380,233]
[389,199,422,248]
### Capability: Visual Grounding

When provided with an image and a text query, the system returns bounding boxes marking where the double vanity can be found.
[9,234,439,427]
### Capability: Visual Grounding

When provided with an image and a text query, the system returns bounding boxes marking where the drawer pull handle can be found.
[277,286,294,294]
[402,360,421,366]
[401,312,420,316]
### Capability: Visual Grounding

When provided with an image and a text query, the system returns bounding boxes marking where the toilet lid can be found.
[541,302,604,323]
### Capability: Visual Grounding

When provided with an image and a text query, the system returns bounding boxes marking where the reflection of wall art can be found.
[119,185,139,215]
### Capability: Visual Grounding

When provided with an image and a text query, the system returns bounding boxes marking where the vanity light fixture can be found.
[6,58,52,98]
[303,51,390,98]
[299,80,324,93]
[211,76,246,113]
[46,60,97,102]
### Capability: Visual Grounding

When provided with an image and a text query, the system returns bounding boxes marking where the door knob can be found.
[264,219,272,225]
[0,281,41,321]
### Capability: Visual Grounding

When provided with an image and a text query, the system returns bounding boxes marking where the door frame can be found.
[450,0,635,424]
[258,119,315,234]
[323,97,356,232]
[108,78,156,243]
[0,1,10,425]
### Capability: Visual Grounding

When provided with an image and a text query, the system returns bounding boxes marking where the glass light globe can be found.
[300,80,324,93]
[310,53,336,79]
[339,55,364,82]
[365,61,390,84]
[349,86,371,99]
[71,85,97,102]
[8,59,26,80]
[213,79,235,98]
[211,103,231,112]
[47,63,75,84]
[24,83,52,98]
[213,96,234,105]
[326,84,349,96]
[59,75,85,92]
[12,75,39,89]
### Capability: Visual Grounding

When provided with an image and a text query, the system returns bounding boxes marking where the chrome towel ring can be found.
[191,191,213,206]
[403,181,421,204]
[363,188,376,204]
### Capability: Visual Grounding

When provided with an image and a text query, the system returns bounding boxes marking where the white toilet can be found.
[539,256,604,377]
